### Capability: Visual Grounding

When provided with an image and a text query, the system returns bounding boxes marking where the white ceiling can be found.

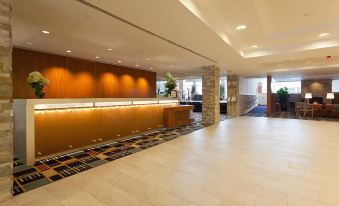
[12,0,339,80]
[179,0,339,79]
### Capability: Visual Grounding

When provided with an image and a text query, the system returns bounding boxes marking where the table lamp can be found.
[326,93,334,104]
[305,93,312,104]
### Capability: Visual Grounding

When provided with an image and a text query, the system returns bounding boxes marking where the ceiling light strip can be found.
[76,0,217,64]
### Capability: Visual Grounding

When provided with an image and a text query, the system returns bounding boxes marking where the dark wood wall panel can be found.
[96,63,121,98]
[12,48,156,98]
[120,70,137,98]
[65,57,96,98]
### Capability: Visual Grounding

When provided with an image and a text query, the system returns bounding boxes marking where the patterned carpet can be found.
[243,106,339,122]
[13,113,228,196]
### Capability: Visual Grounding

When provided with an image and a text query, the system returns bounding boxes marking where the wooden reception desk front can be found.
[13,98,182,164]
[164,105,194,128]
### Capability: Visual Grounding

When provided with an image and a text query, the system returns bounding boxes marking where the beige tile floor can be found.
[3,117,339,206]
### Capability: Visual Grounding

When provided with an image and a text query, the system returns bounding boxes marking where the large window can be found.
[220,78,227,100]
[183,79,202,96]
[272,81,301,94]
[332,80,339,92]
[156,81,166,95]
[257,78,267,93]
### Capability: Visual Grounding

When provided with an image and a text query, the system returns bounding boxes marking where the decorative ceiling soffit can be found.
[76,0,218,64]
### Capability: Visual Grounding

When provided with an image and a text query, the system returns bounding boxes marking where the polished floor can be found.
[4,117,339,206]
[12,113,228,195]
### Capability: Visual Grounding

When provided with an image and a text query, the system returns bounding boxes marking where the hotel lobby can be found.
[1,0,339,206]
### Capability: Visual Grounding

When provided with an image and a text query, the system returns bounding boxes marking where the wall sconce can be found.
[95,101,132,107]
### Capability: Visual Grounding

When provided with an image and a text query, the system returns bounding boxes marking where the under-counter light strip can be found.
[34,100,178,112]
[35,100,178,110]
[34,103,94,110]
[34,103,178,114]
[94,101,133,107]
[158,100,178,104]
[132,100,158,105]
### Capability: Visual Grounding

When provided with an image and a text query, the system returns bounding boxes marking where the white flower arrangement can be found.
[27,71,49,86]
[26,71,49,98]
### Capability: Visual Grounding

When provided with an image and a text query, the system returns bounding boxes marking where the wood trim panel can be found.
[12,48,156,98]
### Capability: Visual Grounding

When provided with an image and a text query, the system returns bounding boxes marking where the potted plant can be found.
[277,87,289,111]
[164,72,176,97]
[27,71,49,98]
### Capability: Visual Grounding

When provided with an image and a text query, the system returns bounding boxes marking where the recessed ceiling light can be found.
[149,67,153,70]
[42,30,50,34]
[319,33,330,38]
[136,64,139,67]
[26,42,32,45]
[236,25,247,31]
[66,50,71,53]
[95,56,100,59]
[146,58,150,61]
[251,45,259,48]
[117,60,122,63]
[107,48,113,51]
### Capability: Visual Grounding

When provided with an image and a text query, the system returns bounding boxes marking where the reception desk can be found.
[164,105,194,128]
[13,98,179,164]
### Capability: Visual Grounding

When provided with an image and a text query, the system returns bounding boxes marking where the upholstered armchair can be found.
[311,103,323,117]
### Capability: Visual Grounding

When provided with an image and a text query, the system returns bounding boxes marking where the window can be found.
[257,78,267,93]
[332,80,339,92]
[272,81,301,94]
[183,79,202,95]
[156,81,166,95]
[220,78,227,100]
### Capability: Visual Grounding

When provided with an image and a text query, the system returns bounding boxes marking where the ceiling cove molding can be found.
[76,0,217,64]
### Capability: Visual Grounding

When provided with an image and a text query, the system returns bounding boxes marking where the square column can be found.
[202,65,220,125]
[0,0,13,202]
[227,75,239,117]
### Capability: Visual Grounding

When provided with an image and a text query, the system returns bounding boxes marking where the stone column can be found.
[202,65,220,125]
[227,75,239,117]
[267,75,272,116]
[0,0,13,202]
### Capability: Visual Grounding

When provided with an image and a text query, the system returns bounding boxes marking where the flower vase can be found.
[34,88,45,98]
[32,84,45,98]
